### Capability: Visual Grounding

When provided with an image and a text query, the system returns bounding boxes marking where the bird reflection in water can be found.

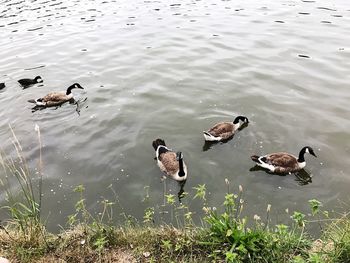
[177,180,186,203]
[249,165,313,185]
[294,169,313,185]
[161,178,187,204]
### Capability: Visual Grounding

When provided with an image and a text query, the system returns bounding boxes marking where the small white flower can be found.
[239,185,243,192]
[80,239,86,245]
[225,178,229,185]
[253,214,261,221]
[267,204,271,212]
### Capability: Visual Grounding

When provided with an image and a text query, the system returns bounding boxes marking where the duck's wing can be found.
[159,152,178,175]
[43,92,67,102]
[265,153,298,168]
[207,122,234,137]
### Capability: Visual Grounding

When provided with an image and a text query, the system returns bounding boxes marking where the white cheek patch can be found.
[305,148,309,154]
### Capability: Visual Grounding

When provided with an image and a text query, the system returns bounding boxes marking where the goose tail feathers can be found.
[27,99,36,104]
[251,155,260,163]
[203,131,220,141]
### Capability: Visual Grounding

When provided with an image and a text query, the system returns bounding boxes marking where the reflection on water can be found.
[294,170,313,186]
[249,165,313,186]
[0,0,350,233]
[177,181,186,203]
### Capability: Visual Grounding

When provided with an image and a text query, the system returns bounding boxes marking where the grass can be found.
[0,127,349,262]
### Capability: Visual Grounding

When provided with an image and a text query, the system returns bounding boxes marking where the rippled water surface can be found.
[1,0,350,232]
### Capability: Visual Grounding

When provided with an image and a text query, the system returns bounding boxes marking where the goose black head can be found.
[34,76,43,83]
[176,151,183,161]
[72,83,84,89]
[305,146,317,157]
[66,83,84,95]
[298,146,317,163]
[233,115,249,124]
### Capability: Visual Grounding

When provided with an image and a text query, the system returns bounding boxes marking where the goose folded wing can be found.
[208,122,233,136]
[160,152,179,175]
[43,92,67,102]
[267,153,297,167]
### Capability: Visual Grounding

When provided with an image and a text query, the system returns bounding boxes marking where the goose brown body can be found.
[203,115,249,142]
[251,146,317,174]
[206,122,235,140]
[28,83,84,107]
[152,138,187,181]
[40,92,72,107]
[252,152,301,174]
[158,151,181,176]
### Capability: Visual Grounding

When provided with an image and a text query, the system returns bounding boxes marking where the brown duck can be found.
[152,138,187,182]
[203,115,249,141]
[28,83,84,107]
[251,146,317,174]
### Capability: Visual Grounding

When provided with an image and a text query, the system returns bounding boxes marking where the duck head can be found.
[298,146,317,163]
[34,76,43,83]
[66,83,84,95]
[304,146,317,157]
[233,115,249,124]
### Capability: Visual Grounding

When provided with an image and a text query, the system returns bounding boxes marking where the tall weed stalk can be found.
[0,124,44,244]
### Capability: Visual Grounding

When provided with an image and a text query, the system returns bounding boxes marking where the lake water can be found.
[0,0,349,233]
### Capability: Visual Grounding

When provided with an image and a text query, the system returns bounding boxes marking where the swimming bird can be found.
[250,146,317,174]
[0,83,5,90]
[152,138,187,182]
[28,83,84,107]
[203,115,249,141]
[18,76,43,88]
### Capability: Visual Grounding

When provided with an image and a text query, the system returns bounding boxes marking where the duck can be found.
[28,83,84,107]
[152,138,187,182]
[18,76,43,88]
[251,146,317,174]
[203,115,249,141]
[0,83,5,90]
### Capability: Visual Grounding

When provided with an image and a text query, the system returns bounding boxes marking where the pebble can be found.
[0,257,10,263]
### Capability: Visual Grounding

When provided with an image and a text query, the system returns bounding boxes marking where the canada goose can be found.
[203,115,249,141]
[0,83,5,90]
[152,138,187,182]
[251,146,317,174]
[28,83,84,107]
[18,76,43,88]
